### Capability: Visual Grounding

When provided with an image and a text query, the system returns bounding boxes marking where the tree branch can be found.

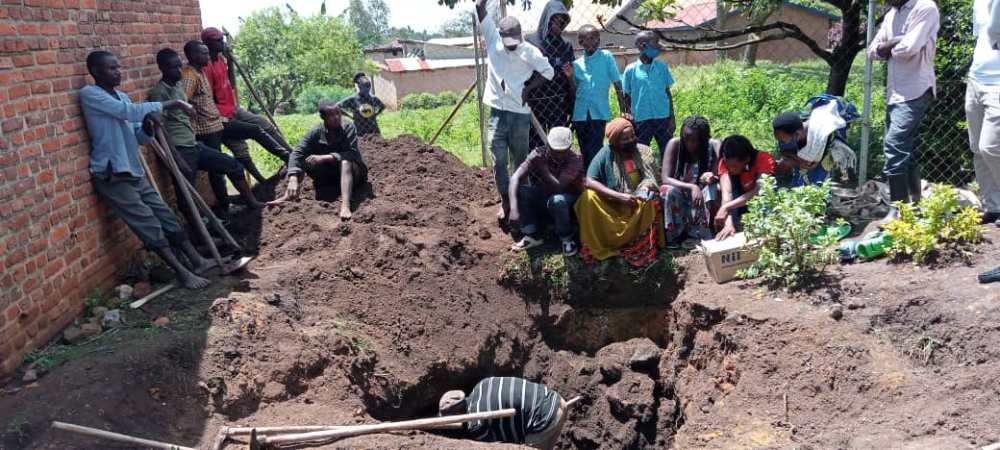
[610,12,833,62]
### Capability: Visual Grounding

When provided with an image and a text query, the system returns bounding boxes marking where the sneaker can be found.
[511,235,544,252]
[562,239,579,256]
[979,266,1000,284]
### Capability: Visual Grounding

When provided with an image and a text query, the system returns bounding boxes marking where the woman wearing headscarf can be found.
[660,115,721,245]
[575,118,664,264]
[525,1,575,149]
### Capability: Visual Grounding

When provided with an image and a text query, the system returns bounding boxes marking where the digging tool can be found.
[51,421,197,450]
[430,81,477,146]
[252,408,516,447]
[129,256,252,310]
[220,27,285,140]
[148,134,226,271]
[528,108,548,142]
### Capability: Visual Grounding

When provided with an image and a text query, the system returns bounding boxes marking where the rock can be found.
[63,326,84,344]
[477,227,492,240]
[116,284,134,301]
[606,372,657,424]
[830,305,844,320]
[595,338,659,384]
[101,309,124,329]
[80,322,102,337]
[22,369,38,383]
[91,306,109,320]
[261,381,285,401]
[152,316,170,327]
[846,301,865,310]
[629,344,663,371]
[133,282,152,298]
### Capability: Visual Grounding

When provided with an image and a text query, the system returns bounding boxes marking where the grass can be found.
[246,58,885,177]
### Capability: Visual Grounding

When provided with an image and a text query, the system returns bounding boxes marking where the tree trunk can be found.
[825,0,865,95]
[742,40,760,67]
[716,1,729,62]
[825,54,854,95]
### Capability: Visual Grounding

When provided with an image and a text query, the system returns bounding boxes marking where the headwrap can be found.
[605,118,634,146]
[201,27,224,41]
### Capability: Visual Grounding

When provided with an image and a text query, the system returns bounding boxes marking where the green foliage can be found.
[344,0,391,47]
[738,175,839,286]
[883,184,984,263]
[295,85,355,114]
[233,6,369,113]
[400,91,462,110]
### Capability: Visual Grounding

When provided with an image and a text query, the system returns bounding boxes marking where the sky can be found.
[199,0,473,34]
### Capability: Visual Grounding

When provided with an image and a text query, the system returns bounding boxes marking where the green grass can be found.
[247,58,884,177]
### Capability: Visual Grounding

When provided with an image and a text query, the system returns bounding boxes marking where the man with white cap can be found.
[439,376,569,450]
[508,127,584,255]
[476,0,556,226]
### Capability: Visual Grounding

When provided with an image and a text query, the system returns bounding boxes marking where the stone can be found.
[606,372,657,424]
[261,381,285,401]
[80,323,102,337]
[477,227,492,240]
[91,306,109,320]
[116,284,134,301]
[133,282,152,298]
[629,344,663,371]
[830,305,844,320]
[63,326,84,344]
[22,369,38,383]
[153,316,170,327]
[101,309,124,329]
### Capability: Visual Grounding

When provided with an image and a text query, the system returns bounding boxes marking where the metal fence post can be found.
[473,12,490,168]
[859,0,877,184]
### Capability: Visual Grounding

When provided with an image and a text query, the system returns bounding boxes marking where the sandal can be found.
[511,235,544,252]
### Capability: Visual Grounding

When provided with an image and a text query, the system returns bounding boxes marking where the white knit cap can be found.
[547,127,573,151]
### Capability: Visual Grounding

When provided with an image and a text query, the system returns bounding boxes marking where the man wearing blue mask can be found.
[772,112,828,187]
[623,30,676,163]
[338,72,386,137]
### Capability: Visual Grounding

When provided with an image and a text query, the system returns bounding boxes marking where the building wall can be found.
[0,0,203,377]
[375,65,477,111]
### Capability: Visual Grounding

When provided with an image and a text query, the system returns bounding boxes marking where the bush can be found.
[738,175,840,287]
[883,184,984,263]
[295,85,354,114]
[400,91,462,110]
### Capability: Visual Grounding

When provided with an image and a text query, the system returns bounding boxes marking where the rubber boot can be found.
[980,266,1000,284]
[908,165,923,204]
[236,156,268,185]
[879,174,911,224]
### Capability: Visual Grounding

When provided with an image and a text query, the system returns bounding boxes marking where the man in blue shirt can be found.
[569,25,627,168]
[623,31,676,163]
[81,50,215,290]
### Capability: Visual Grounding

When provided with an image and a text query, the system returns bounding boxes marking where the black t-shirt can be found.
[338,94,384,137]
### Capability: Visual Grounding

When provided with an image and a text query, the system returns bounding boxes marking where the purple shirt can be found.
[867,0,940,105]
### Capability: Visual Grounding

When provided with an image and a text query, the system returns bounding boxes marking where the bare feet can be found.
[193,257,219,275]
[179,271,211,289]
[340,205,353,220]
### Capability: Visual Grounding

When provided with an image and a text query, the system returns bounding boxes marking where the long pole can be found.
[430,81,477,145]
[220,27,285,140]
[51,422,197,450]
[472,11,490,168]
[859,0,876,184]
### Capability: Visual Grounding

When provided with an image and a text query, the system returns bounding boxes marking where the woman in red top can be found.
[715,135,775,240]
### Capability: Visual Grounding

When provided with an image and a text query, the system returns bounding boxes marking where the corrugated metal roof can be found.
[382,57,478,73]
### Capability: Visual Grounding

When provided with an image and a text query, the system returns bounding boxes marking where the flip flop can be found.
[511,235,544,252]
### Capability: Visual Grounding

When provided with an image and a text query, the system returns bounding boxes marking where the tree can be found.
[233,6,369,113]
[344,0,392,47]
[439,14,475,37]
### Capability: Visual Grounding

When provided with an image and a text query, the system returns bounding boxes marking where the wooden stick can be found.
[430,81,477,146]
[226,422,463,436]
[50,421,197,450]
[129,283,177,309]
[148,137,225,271]
[209,426,228,450]
[220,27,284,139]
[566,396,582,407]
[982,443,1000,450]
[137,146,165,199]
[259,409,517,445]
[528,109,548,142]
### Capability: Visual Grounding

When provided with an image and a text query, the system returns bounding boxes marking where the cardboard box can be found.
[698,233,760,284]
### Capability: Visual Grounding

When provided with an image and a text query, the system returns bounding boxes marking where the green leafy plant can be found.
[400,91,462,110]
[883,184,984,263]
[295,84,354,114]
[738,175,839,287]
[5,415,28,444]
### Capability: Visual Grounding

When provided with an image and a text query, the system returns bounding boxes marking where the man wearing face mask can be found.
[476,0,556,225]
[338,72,385,137]
[867,0,939,221]
[623,31,676,163]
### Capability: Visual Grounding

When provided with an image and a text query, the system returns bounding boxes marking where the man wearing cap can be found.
[338,72,385,137]
[439,377,570,450]
[772,112,828,187]
[201,27,294,182]
[508,127,584,255]
[475,0,556,225]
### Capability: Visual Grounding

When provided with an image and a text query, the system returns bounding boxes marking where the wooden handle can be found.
[50,421,197,450]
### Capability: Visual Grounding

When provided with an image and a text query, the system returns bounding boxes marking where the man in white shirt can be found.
[476,0,555,224]
[868,0,939,220]
[967,0,1000,226]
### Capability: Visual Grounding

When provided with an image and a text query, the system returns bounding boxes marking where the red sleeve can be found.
[717,157,729,175]
[754,151,775,176]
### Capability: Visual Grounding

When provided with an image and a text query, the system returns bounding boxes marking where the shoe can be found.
[562,239,579,256]
[979,266,1000,284]
[511,235,544,252]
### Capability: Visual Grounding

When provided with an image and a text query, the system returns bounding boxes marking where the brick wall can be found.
[0,0,203,377]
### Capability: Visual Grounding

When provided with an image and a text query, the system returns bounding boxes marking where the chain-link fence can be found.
[436,0,975,189]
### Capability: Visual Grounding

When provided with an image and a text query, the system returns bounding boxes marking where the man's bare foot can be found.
[179,271,211,289]
[193,257,219,275]
[340,206,353,220]
[247,199,265,209]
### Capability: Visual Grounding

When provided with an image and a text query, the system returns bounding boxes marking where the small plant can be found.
[5,415,29,443]
[83,288,103,315]
[738,175,839,287]
[883,184,984,263]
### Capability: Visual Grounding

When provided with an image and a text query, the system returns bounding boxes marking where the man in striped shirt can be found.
[439,377,569,449]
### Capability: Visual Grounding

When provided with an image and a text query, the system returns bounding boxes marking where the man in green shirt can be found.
[149,48,262,212]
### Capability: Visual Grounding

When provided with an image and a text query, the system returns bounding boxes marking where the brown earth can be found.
[1,134,998,450]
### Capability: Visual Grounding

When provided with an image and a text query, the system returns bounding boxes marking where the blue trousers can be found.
[883,90,933,177]
[573,119,606,169]
[516,185,577,240]
[489,109,531,208]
